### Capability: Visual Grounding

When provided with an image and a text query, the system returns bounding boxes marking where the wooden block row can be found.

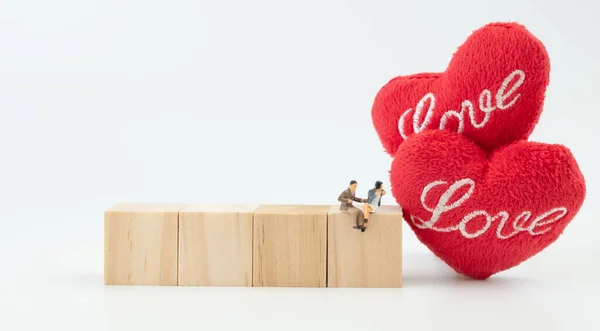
[104,203,403,287]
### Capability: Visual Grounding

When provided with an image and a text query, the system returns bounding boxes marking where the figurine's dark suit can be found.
[338,188,365,226]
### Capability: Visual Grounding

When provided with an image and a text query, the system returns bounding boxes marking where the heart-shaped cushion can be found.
[372,22,550,155]
[390,130,586,279]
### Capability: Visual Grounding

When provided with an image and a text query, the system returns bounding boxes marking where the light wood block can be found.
[104,203,186,285]
[327,205,403,288]
[253,205,329,287]
[178,204,256,286]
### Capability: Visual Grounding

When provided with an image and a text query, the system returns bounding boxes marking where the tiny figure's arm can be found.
[338,191,347,203]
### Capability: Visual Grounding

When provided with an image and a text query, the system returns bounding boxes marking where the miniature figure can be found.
[337,180,368,232]
[361,181,386,231]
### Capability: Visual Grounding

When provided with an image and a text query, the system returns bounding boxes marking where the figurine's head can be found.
[349,180,357,191]
[375,181,383,189]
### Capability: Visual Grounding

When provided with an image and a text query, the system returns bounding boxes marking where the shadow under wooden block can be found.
[178,204,256,286]
[104,203,186,285]
[253,205,329,287]
[327,205,403,288]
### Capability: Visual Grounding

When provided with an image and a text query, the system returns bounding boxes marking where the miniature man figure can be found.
[360,181,386,231]
[338,180,368,232]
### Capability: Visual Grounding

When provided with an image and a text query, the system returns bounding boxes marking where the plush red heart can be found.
[372,22,550,156]
[390,130,586,279]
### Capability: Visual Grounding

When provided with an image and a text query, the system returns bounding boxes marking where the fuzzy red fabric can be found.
[371,22,550,155]
[390,130,586,279]
[370,21,586,278]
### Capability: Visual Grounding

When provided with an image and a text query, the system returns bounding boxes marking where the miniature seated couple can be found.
[337,180,386,232]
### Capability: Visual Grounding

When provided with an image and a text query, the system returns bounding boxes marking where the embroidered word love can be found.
[409,178,568,240]
[398,69,526,139]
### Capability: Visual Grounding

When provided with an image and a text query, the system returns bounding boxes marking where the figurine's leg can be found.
[359,208,367,232]
[350,207,363,230]
[363,204,371,224]
[354,205,366,232]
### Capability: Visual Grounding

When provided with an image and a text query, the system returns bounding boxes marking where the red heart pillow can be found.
[372,22,550,155]
[390,130,586,279]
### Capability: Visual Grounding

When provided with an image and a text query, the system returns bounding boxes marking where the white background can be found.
[1,0,599,330]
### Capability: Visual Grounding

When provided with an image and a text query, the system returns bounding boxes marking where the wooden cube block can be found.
[253,205,329,287]
[104,203,186,285]
[327,205,403,288]
[178,204,256,286]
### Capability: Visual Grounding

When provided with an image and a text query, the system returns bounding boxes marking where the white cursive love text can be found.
[409,178,568,240]
[398,69,526,139]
